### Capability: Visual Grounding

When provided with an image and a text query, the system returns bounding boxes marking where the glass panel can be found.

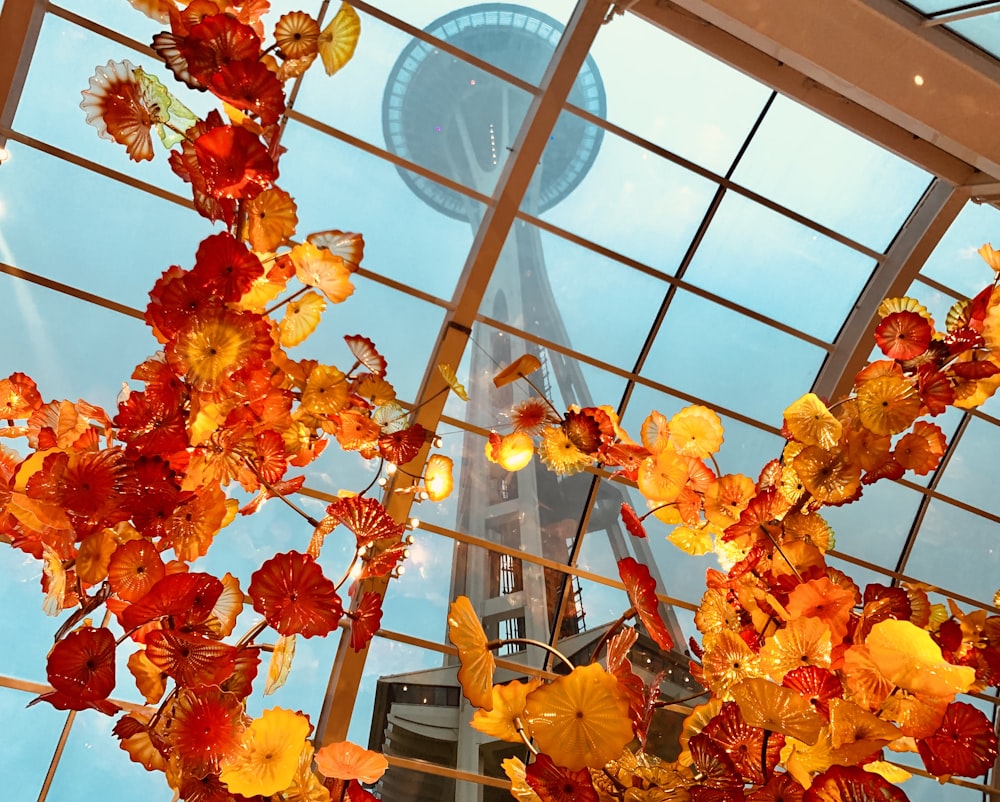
[588,12,771,175]
[280,120,477,303]
[934,415,1000,517]
[45,710,176,801]
[375,1,577,61]
[0,547,53,682]
[0,142,214,309]
[685,192,877,342]
[0,276,152,410]
[731,95,933,252]
[903,499,1000,604]
[15,14,215,192]
[482,222,666,369]
[949,15,1000,61]
[641,289,827,423]
[0,686,70,797]
[304,10,538,203]
[917,199,1000,299]
[823,479,922,570]
[531,116,718,275]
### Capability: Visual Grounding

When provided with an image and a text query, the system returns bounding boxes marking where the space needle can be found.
[371,7,691,801]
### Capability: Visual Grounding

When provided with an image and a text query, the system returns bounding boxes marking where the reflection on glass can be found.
[731,95,932,252]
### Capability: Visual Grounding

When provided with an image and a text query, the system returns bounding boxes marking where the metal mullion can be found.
[811,179,966,400]
[0,0,45,136]
[485,212,841,348]
[892,413,971,582]
[923,1,1000,25]
[1,127,194,211]
[410,521,698,613]
[46,2,156,57]
[558,99,886,263]
[313,0,612,747]
[0,261,144,319]
[286,109,494,210]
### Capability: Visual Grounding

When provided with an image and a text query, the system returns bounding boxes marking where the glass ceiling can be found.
[2,0,1000,800]
[902,1,1000,62]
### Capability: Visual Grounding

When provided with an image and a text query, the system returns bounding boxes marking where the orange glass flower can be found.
[471,678,542,742]
[447,595,495,710]
[524,664,633,772]
[275,11,321,59]
[314,740,388,784]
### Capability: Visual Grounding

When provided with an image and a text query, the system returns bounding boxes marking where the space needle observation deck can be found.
[381,3,606,221]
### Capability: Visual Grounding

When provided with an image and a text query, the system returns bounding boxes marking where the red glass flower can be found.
[248,551,343,637]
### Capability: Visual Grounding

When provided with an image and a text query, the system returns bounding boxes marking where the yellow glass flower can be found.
[280,742,330,802]
[855,376,920,435]
[701,629,762,700]
[759,616,833,682]
[523,663,633,772]
[781,510,834,552]
[667,524,714,556]
[279,290,326,348]
[471,678,542,742]
[637,448,687,503]
[447,596,495,710]
[219,707,311,797]
[865,619,975,699]
[275,11,321,59]
[423,454,454,502]
[502,757,543,802]
[537,425,591,476]
[319,2,361,76]
[302,365,348,415]
[694,587,740,636]
[792,445,860,504]
[668,404,724,458]
[245,187,298,252]
[495,431,535,471]
[784,393,842,450]
[640,410,671,455]
[731,678,824,745]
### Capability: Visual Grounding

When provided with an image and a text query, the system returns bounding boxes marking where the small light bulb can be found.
[377,477,388,487]
[418,491,430,501]
[433,436,443,448]
[0,147,9,164]
[913,74,925,86]
[409,517,421,529]
[385,463,397,476]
